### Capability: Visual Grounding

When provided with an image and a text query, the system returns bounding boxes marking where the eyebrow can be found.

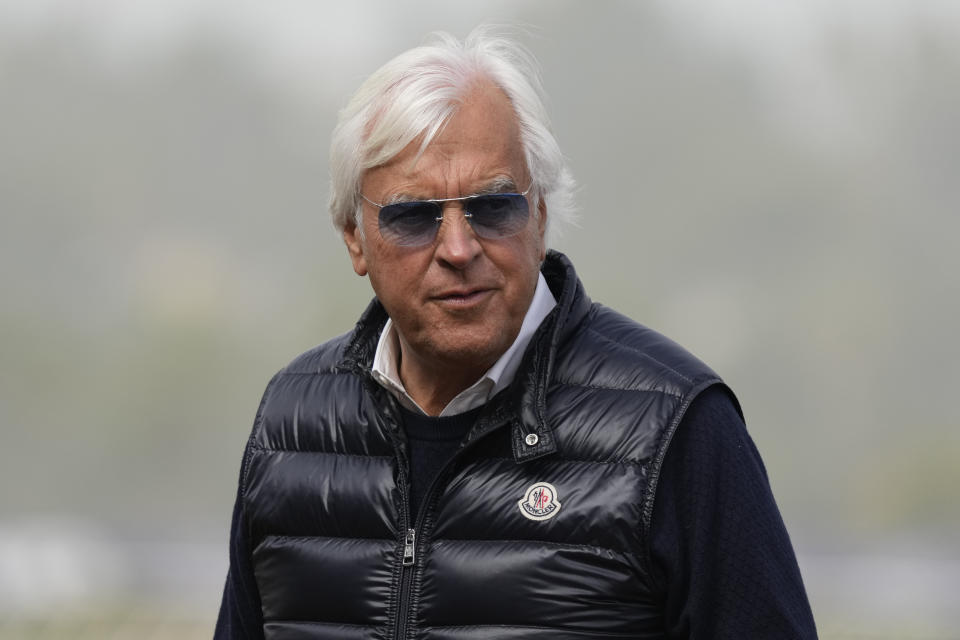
[383,176,520,205]
[474,176,520,195]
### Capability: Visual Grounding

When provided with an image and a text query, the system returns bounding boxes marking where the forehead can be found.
[362,81,527,199]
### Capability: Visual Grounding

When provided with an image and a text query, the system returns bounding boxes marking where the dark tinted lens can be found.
[466,194,529,239]
[378,201,442,246]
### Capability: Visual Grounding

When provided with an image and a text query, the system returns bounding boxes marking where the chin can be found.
[428,339,504,370]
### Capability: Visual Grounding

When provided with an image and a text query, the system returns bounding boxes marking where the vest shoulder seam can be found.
[583,326,696,385]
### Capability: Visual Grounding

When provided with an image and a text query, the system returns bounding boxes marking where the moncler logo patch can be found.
[518,482,562,521]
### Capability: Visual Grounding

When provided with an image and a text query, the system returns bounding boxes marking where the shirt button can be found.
[524,433,539,446]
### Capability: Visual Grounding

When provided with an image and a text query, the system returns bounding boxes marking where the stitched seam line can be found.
[249,446,393,457]
[421,624,638,636]
[262,619,378,628]
[548,457,645,466]
[259,534,394,543]
[550,379,684,399]
[639,380,722,577]
[431,538,632,556]
[457,454,645,467]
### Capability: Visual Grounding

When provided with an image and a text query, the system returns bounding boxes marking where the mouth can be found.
[432,288,493,307]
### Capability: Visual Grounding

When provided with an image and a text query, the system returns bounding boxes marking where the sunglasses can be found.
[359,186,532,247]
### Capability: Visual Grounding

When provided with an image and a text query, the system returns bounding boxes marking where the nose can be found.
[433,203,482,268]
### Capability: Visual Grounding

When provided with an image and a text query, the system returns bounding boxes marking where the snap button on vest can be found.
[524,433,539,446]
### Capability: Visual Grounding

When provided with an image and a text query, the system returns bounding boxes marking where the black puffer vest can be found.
[241,251,726,639]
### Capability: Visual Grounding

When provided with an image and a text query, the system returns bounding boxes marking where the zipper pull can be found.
[402,529,416,566]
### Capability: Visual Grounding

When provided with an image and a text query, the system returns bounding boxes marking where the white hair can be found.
[328,28,576,243]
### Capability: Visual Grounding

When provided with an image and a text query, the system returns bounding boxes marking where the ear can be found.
[343,223,368,276]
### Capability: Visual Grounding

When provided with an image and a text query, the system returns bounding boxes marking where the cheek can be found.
[522,225,546,267]
[367,254,423,302]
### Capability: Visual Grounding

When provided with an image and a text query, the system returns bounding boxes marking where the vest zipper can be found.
[393,421,503,640]
[395,527,416,640]
[402,529,416,566]
[392,427,415,640]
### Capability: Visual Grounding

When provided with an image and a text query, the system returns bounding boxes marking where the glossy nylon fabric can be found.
[240,251,727,640]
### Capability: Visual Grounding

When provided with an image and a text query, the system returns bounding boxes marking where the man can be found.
[217,30,817,639]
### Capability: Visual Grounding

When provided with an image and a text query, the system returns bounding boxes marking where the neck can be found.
[397,344,495,417]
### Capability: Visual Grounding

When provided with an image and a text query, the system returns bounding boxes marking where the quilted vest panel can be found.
[241,253,723,640]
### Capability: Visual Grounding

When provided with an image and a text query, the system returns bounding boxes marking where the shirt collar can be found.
[371,272,557,416]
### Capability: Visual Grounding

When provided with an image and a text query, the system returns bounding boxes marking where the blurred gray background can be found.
[1,1,958,638]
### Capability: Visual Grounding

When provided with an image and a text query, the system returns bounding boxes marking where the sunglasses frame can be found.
[359,186,532,247]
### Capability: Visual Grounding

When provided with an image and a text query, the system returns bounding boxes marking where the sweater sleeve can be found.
[214,479,265,639]
[649,385,818,639]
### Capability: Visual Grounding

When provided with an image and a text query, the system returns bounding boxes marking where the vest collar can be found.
[339,250,592,464]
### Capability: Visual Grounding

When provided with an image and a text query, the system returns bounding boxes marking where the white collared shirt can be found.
[371,273,557,417]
